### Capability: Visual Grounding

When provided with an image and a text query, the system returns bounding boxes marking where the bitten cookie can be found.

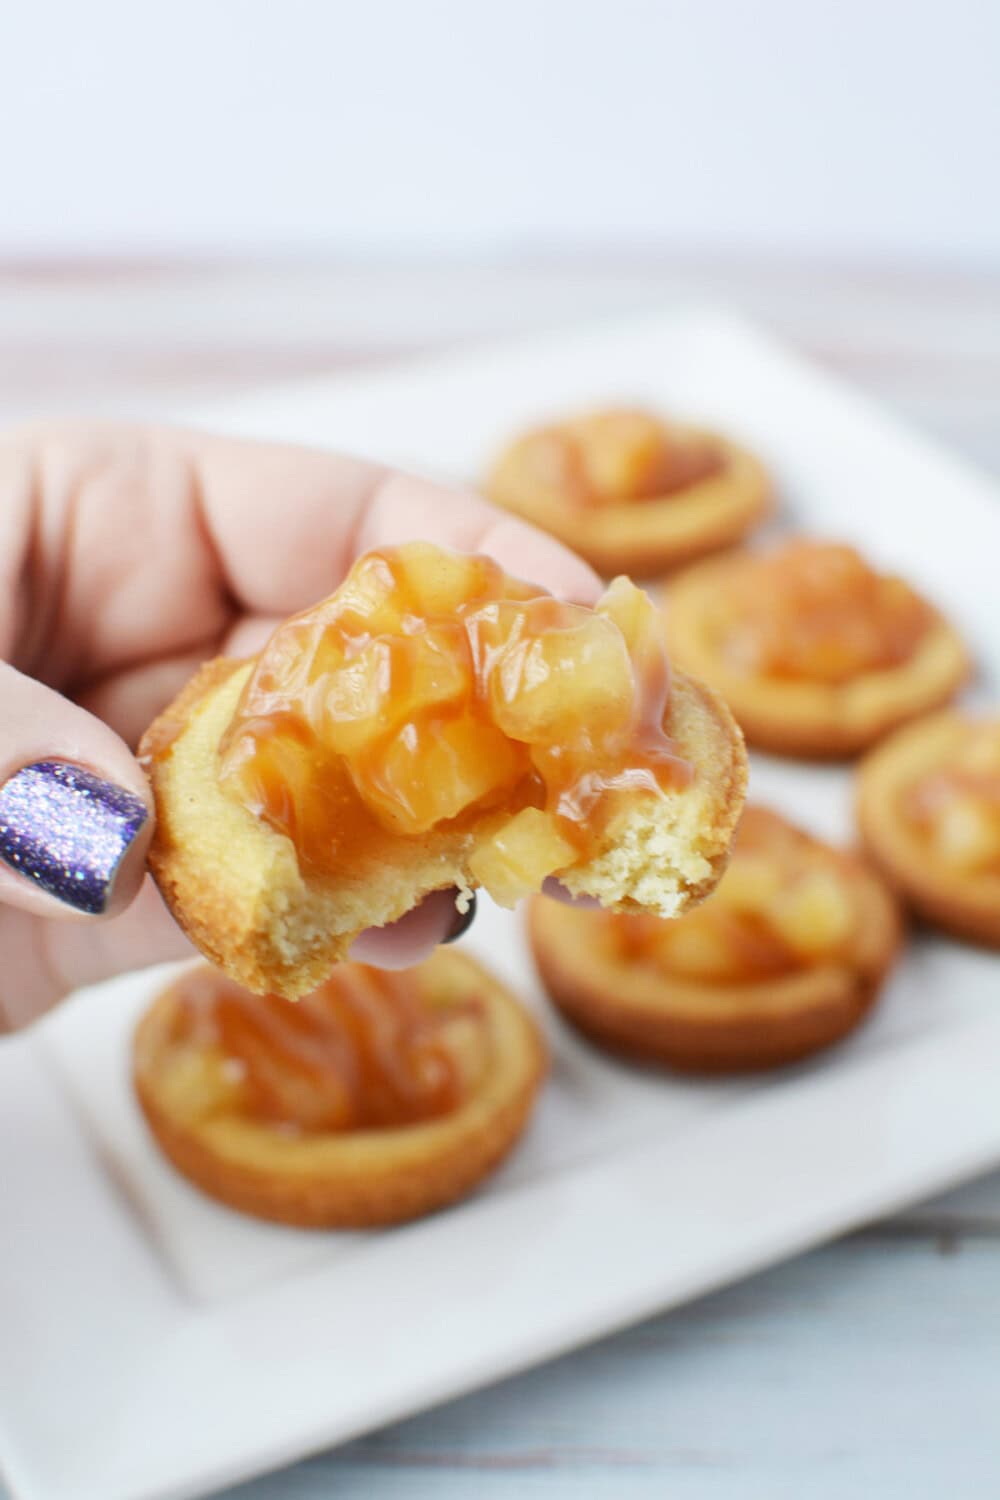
[140,543,747,997]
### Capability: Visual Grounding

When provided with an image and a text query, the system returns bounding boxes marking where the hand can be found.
[0,423,599,1030]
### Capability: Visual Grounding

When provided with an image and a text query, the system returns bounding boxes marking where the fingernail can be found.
[0,761,148,915]
[441,891,477,944]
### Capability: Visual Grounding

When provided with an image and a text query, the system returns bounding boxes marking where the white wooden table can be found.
[3,259,999,1498]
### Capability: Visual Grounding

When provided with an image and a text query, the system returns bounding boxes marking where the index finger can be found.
[185,430,601,612]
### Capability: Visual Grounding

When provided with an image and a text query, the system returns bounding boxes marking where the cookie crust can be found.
[133,950,546,1228]
[857,711,1000,948]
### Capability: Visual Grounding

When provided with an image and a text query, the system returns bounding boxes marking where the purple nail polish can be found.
[0,761,148,915]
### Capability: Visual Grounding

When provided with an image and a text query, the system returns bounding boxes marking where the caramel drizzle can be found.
[174,964,484,1132]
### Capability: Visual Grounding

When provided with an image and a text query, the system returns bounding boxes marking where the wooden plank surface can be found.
[224,1238,1000,1500]
[1,258,998,1499]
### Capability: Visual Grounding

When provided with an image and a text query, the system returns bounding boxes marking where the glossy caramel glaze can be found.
[164,962,490,1133]
[206,544,690,878]
[507,409,723,510]
[721,541,933,683]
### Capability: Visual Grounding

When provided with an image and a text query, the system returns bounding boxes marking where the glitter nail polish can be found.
[0,761,148,915]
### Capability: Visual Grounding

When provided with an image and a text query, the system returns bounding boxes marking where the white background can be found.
[1,0,998,264]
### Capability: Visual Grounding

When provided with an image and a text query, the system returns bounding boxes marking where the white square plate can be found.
[3,306,1000,1500]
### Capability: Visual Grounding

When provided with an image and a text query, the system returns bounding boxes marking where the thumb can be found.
[0,661,152,920]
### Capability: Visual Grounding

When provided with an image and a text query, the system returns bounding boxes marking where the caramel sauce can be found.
[608,807,856,983]
[171,963,487,1131]
[903,723,1000,874]
[525,409,722,510]
[614,905,799,983]
[215,544,690,881]
[722,541,933,684]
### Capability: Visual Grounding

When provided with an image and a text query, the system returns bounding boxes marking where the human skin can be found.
[0,424,599,1031]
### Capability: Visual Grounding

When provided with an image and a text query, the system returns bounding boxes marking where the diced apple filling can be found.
[769,870,855,958]
[218,543,685,889]
[155,1046,248,1126]
[906,724,1000,873]
[358,714,526,836]
[571,409,677,502]
[721,541,933,683]
[927,795,1000,871]
[503,409,720,508]
[468,808,578,908]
